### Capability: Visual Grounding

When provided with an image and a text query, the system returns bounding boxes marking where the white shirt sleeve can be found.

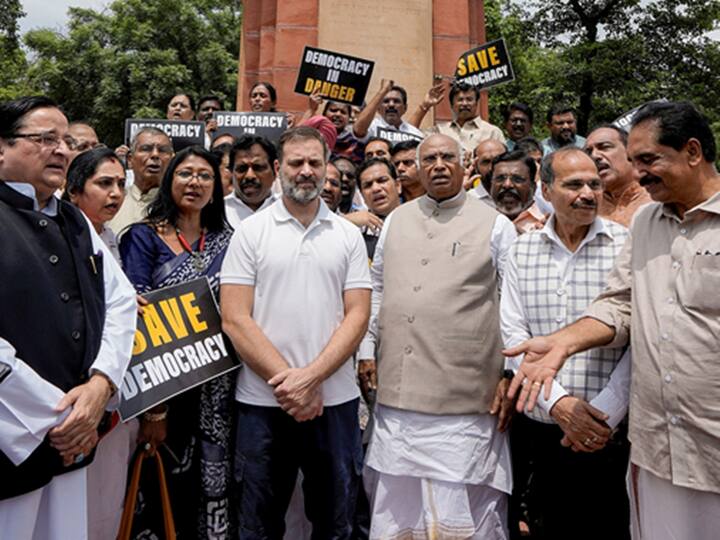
[589,348,631,428]
[357,212,393,360]
[490,213,518,286]
[500,238,569,412]
[0,340,70,465]
[220,225,257,286]
[87,220,138,410]
[344,227,372,290]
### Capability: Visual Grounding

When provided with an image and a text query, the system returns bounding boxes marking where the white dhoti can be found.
[630,465,720,540]
[86,418,139,540]
[0,467,88,540]
[365,405,512,540]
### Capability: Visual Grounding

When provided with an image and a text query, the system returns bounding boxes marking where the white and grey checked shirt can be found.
[501,215,631,425]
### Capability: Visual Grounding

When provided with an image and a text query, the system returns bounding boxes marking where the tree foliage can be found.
[20,0,241,146]
[485,0,720,139]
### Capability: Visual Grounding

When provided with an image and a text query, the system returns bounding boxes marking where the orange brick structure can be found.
[236,0,488,124]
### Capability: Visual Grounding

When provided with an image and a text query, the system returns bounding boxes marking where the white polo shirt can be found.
[224,191,277,230]
[221,197,371,407]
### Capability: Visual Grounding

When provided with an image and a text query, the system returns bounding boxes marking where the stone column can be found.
[236,0,488,123]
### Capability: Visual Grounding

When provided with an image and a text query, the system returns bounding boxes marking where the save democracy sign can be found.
[118,277,241,421]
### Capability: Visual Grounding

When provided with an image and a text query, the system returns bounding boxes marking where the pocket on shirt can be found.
[679,255,720,312]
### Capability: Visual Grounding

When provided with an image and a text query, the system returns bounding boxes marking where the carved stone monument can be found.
[236,0,488,124]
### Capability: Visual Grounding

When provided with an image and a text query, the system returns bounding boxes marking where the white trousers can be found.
[86,419,139,540]
[0,467,87,540]
[367,469,508,540]
[631,466,720,540]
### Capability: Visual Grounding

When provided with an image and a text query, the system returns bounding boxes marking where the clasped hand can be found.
[269,367,323,422]
[49,374,112,466]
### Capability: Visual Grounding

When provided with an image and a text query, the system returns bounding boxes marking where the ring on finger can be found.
[584,438,592,446]
[532,381,542,388]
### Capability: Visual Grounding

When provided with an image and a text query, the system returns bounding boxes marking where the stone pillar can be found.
[237,0,488,123]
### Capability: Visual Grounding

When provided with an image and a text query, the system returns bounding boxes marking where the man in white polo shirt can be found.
[220,126,372,538]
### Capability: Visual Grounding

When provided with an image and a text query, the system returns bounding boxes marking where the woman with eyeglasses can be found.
[119,146,235,539]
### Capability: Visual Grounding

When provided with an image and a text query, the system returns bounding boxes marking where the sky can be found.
[18,0,109,35]
[18,0,720,40]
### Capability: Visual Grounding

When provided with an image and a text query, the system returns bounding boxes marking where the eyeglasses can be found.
[420,152,459,166]
[11,131,75,150]
[491,174,530,185]
[175,170,214,183]
[135,144,173,155]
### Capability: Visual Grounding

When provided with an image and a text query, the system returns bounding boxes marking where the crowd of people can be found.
[0,73,718,540]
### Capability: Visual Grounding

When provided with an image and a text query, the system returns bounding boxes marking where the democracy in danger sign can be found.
[124,119,206,152]
[118,277,241,421]
[214,111,288,143]
[294,46,375,107]
[454,38,515,91]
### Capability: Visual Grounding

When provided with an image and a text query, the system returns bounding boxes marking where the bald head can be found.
[474,139,507,189]
[417,134,465,201]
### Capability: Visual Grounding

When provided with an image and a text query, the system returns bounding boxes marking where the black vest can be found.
[0,182,106,499]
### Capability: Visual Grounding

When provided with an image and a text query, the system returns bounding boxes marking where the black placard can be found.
[214,112,288,144]
[124,119,206,152]
[118,277,241,421]
[454,38,515,90]
[612,99,668,130]
[377,127,424,145]
[294,46,374,107]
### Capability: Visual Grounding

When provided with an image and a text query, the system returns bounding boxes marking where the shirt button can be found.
[672,261,680,269]
[49,255,59,264]
[661,332,669,341]
[71,330,81,341]
[555,316,564,323]
[556,288,566,296]
[38,219,48,228]
[408,315,415,323]
[670,415,679,425]
[413,285,421,292]
[667,297,675,304]
[60,292,70,302]
[404,346,412,354]
[664,374,672,383]
[680,228,687,235]
[421,258,429,265]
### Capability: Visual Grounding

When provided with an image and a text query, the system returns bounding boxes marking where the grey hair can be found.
[540,146,588,185]
[129,126,171,153]
[416,134,464,168]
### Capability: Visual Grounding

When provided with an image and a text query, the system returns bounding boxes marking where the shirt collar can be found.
[5,182,59,216]
[420,189,467,211]
[660,189,720,222]
[450,116,483,129]
[227,191,276,212]
[130,183,158,202]
[271,196,332,225]
[540,214,613,251]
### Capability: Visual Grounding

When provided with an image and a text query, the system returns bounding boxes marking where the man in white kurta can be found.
[360,134,517,539]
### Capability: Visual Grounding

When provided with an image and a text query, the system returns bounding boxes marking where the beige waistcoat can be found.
[377,192,504,415]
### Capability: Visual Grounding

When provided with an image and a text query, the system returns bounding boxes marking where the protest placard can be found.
[213,111,288,143]
[124,119,206,152]
[118,277,240,421]
[294,46,375,107]
[377,127,424,145]
[454,38,515,90]
[612,99,668,130]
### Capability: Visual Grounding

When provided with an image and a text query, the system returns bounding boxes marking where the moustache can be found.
[497,188,521,201]
[639,174,662,187]
[571,199,597,209]
[385,108,398,114]
[240,178,262,190]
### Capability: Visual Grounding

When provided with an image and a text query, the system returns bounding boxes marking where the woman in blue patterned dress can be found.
[120,145,236,539]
